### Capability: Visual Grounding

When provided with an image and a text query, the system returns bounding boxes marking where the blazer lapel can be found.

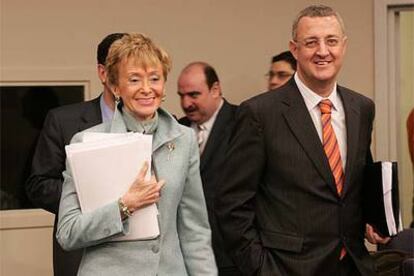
[282,82,338,195]
[79,96,103,132]
[200,101,232,171]
[339,88,360,196]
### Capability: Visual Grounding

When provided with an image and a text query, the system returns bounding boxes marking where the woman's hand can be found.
[121,161,165,213]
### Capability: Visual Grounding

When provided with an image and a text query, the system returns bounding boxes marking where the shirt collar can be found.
[294,73,341,111]
[192,98,224,131]
[100,93,114,122]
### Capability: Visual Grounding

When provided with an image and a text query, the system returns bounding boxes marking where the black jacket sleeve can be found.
[25,110,67,214]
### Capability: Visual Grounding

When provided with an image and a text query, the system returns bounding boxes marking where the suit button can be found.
[152,245,159,253]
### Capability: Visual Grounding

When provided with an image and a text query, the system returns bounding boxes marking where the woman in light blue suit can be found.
[56,33,217,276]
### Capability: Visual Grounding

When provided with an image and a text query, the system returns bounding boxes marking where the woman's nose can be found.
[141,79,151,93]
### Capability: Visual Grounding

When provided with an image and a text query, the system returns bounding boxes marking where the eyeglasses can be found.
[265,71,293,80]
[294,36,344,49]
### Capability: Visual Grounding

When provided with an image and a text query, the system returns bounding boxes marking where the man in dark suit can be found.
[215,5,388,276]
[177,62,240,275]
[25,33,125,276]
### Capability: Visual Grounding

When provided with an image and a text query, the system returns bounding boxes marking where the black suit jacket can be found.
[179,99,240,273]
[215,79,376,276]
[25,96,102,276]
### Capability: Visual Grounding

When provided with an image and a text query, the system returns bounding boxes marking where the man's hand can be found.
[365,224,391,244]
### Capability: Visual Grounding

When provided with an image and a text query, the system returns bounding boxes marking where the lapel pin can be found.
[167,142,175,161]
[167,142,175,152]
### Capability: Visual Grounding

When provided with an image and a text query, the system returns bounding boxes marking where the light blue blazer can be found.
[56,107,218,276]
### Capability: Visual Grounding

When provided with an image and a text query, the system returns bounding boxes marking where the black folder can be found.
[364,161,401,237]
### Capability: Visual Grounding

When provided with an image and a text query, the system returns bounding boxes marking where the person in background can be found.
[216,5,388,275]
[56,33,217,276]
[267,50,296,90]
[177,62,239,275]
[25,33,125,276]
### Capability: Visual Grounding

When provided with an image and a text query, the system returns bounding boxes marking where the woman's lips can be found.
[136,97,155,105]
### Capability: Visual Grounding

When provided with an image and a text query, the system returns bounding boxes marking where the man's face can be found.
[267,60,295,90]
[289,16,347,94]
[177,67,220,124]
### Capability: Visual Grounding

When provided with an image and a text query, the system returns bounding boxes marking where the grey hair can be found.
[292,5,346,40]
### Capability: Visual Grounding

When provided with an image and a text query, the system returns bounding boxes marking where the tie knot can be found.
[319,99,333,114]
[198,124,206,131]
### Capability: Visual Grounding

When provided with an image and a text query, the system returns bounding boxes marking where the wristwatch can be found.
[118,198,132,219]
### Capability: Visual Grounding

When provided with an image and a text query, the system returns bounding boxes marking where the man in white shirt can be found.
[215,5,388,276]
[177,62,239,276]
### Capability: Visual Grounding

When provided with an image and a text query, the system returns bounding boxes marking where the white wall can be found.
[0,0,375,117]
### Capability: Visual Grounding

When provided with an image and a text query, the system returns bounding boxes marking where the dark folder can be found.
[364,161,402,237]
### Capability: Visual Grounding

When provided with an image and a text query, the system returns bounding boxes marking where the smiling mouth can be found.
[315,60,331,66]
[136,97,155,105]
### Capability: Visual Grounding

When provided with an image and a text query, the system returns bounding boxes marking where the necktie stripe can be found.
[322,116,330,128]
[333,165,342,181]
[319,99,344,196]
[328,145,341,164]
[197,124,206,155]
[331,152,342,170]
[319,99,346,259]
[323,127,333,142]
[325,138,339,159]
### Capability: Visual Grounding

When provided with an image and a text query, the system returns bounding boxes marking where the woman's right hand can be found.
[120,161,165,213]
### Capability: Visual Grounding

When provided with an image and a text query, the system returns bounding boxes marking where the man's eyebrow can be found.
[177,91,201,96]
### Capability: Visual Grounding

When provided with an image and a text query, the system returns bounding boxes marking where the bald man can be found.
[177,62,240,276]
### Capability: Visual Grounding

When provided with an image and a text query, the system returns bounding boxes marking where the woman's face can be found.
[114,57,165,121]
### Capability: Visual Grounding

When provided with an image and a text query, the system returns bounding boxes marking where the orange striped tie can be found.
[319,99,344,195]
[319,99,346,259]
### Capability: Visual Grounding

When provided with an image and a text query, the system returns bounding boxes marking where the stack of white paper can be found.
[65,132,159,241]
[364,161,402,237]
[381,162,403,236]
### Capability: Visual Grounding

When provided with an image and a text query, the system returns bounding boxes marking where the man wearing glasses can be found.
[266,50,296,90]
[216,5,388,275]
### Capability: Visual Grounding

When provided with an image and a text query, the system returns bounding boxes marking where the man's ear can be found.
[97,64,107,84]
[342,36,348,55]
[288,40,298,60]
[211,82,222,97]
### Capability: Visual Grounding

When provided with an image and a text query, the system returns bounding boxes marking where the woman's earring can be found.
[114,94,121,103]
[161,95,166,102]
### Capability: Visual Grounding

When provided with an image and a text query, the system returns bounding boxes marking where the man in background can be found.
[25,33,125,276]
[177,62,239,275]
[267,50,296,90]
[216,5,387,275]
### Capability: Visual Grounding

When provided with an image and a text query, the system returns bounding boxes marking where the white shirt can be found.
[294,73,347,170]
[99,93,114,123]
[191,99,224,154]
